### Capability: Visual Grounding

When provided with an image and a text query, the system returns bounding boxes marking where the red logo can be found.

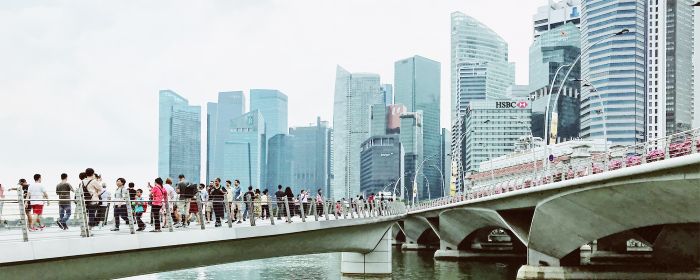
[516,101,528,108]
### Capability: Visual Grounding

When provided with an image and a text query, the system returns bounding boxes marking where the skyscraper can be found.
[223,110,266,188]
[394,55,442,200]
[400,111,423,201]
[207,91,245,182]
[331,66,383,199]
[360,135,403,197]
[381,84,394,105]
[158,90,201,183]
[250,89,289,141]
[580,0,646,145]
[267,134,293,189]
[533,0,581,39]
[647,0,695,137]
[529,23,581,92]
[451,12,515,123]
[290,117,332,196]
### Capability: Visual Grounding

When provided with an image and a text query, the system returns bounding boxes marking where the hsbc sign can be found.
[495,101,528,109]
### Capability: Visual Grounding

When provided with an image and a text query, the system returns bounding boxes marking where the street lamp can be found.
[412,153,440,206]
[574,78,608,156]
[543,28,629,170]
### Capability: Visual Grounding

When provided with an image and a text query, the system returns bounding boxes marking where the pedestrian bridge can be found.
[0,200,405,280]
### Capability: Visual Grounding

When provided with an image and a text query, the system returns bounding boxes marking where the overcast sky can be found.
[1,1,698,188]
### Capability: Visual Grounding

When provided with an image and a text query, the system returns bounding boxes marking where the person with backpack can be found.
[242,186,254,221]
[82,168,102,228]
[275,185,285,220]
[208,178,226,227]
[149,178,166,232]
[133,189,146,231]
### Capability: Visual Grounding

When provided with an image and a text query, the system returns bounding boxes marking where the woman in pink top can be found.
[149,178,166,232]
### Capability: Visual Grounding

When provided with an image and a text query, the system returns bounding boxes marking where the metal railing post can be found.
[300,201,306,222]
[333,201,339,220]
[249,200,256,226]
[284,198,291,223]
[224,195,232,228]
[323,200,329,221]
[164,200,174,232]
[269,199,275,225]
[313,202,319,221]
[16,189,29,242]
[75,184,89,237]
[196,194,205,230]
[124,189,135,234]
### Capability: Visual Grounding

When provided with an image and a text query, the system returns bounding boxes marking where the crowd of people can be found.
[0,167,395,233]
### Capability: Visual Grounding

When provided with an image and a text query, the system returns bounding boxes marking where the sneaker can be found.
[214,223,222,227]
[63,224,69,230]
[110,228,119,231]
[39,225,45,231]
[56,221,65,230]
[236,221,242,224]
[136,228,144,232]
[29,227,38,232]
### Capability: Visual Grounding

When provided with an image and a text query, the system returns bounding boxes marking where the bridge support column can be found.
[341,228,392,275]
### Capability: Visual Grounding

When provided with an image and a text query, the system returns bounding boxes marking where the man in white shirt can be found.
[111,178,130,231]
[27,174,49,231]
[164,178,179,227]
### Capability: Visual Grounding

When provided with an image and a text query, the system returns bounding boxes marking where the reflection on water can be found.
[123,247,521,280]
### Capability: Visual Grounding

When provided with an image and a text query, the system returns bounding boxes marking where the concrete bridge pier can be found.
[341,228,392,275]
[401,216,439,251]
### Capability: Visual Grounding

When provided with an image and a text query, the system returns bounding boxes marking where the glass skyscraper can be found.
[529,23,582,92]
[451,12,515,123]
[290,117,332,196]
[331,66,383,199]
[381,84,393,105]
[360,135,403,197]
[207,91,245,183]
[223,110,266,188]
[394,55,442,200]
[250,89,289,141]
[400,111,423,201]
[158,90,201,184]
[267,134,293,189]
[580,0,646,145]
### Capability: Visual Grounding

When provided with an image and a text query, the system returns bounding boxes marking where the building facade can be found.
[646,0,695,138]
[207,91,246,183]
[266,134,293,189]
[533,0,582,39]
[222,110,266,188]
[580,0,646,145]
[250,89,289,141]
[463,99,532,173]
[158,90,201,184]
[381,84,394,105]
[399,111,424,201]
[290,117,333,196]
[359,135,403,198]
[395,55,442,200]
[331,66,383,199]
[530,86,581,143]
[529,23,582,92]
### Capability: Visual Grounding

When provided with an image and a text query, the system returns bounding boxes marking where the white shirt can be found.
[28,183,46,205]
[165,184,176,201]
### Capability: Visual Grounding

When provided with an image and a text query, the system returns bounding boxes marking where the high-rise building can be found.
[506,85,532,99]
[530,86,581,143]
[400,111,423,201]
[580,0,646,145]
[381,84,394,105]
[290,117,332,196]
[250,89,289,141]
[395,55,442,200]
[440,128,452,197]
[360,135,403,197]
[331,66,383,199]
[647,0,695,138]
[207,91,245,182]
[529,23,581,92]
[267,134,293,189]
[533,0,582,39]
[158,90,201,183]
[451,12,515,123]
[370,105,388,137]
[222,110,266,188]
[463,99,532,172]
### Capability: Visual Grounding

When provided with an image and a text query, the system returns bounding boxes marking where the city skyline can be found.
[2,0,698,188]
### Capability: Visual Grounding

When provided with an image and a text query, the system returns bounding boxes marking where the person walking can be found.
[209,179,225,227]
[9,179,31,228]
[55,173,73,230]
[284,187,294,222]
[242,186,254,221]
[185,184,205,226]
[111,178,130,231]
[233,180,242,223]
[176,175,190,226]
[260,189,270,220]
[133,189,146,231]
[97,181,111,227]
[224,180,234,221]
[163,178,179,227]
[81,169,101,228]
[253,188,261,219]
[275,185,285,220]
[316,189,324,216]
[149,178,166,232]
[205,183,214,223]
[27,174,49,231]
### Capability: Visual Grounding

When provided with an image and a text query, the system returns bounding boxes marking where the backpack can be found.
[82,180,93,202]
[183,184,197,199]
[98,190,106,206]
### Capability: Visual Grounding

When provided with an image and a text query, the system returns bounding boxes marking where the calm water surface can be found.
[124,248,521,280]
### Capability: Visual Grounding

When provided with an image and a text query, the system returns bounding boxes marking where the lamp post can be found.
[427,164,445,197]
[543,28,629,171]
[412,153,440,206]
[575,78,608,156]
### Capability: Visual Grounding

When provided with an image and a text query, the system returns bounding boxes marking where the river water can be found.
[124,248,522,280]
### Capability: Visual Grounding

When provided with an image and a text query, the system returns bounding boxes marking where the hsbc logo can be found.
[495,101,528,109]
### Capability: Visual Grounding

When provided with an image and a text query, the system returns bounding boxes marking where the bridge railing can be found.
[0,191,406,243]
[410,127,700,212]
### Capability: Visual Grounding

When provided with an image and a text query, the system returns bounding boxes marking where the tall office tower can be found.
[381,84,394,105]
[529,23,581,91]
[223,110,266,188]
[451,12,515,123]
[440,128,452,197]
[581,0,646,145]
[290,117,333,196]
[370,105,389,137]
[250,89,289,141]
[207,91,245,182]
[267,134,293,189]
[331,66,383,199]
[158,90,201,183]
[463,99,532,172]
[533,0,582,39]
[395,55,442,200]
[647,0,695,138]
[530,86,581,142]
[359,135,403,197]
[400,111,424,201]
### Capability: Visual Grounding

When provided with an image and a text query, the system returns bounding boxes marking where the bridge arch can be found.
[439,208,527,251]
[402,216,440,248]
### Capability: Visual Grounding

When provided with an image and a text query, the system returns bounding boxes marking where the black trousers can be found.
[135,212,145,229]
[114,205,130,229]
[87,204,99,227]
[151,205,162,230]
[213,201,224,224]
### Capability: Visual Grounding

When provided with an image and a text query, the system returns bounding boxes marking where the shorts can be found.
[189,201,199,213]
[32,204,44,215]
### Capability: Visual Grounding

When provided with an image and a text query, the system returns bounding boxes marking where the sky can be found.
[0,1,698,189]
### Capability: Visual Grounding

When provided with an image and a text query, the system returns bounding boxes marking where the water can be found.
[124,248,522,280]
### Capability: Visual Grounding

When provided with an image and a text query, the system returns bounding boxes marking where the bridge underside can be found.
[0,220,396,280]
